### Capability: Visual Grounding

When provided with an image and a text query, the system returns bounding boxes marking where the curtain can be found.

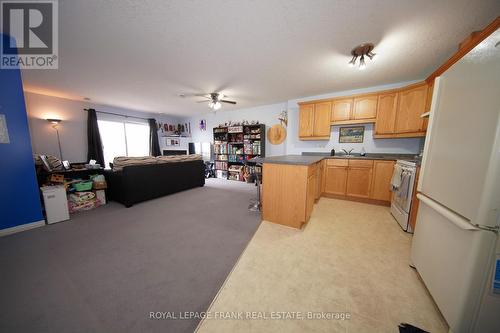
[148,118,161,156]
[86,108,105,167]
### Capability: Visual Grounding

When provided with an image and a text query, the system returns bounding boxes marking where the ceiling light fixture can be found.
[210,101,222,110]
[348,43,375,70]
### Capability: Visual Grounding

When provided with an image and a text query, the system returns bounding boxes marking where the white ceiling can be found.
[21,0,500,116]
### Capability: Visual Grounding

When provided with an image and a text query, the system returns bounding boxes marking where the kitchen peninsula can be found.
[261,153,419,229]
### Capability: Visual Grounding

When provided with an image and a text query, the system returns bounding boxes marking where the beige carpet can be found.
[196,198,448,333]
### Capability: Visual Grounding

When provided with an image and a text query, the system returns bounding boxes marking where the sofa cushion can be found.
[112,156,157,171]
[156,154,202,163]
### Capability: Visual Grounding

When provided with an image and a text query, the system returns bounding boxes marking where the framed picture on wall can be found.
[339,126,364,143]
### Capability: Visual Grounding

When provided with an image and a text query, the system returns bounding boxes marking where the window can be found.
[194,142,212,161]
[98,118,150,168]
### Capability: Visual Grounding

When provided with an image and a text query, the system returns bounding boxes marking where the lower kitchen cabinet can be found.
[262,162,320,229]
[315,161,323,200]
[323,158,393,204]
[346,160,373,198]
[262,158,396,229]
[306,172,316,221]
[370,160,396,201]
[324,159,348,195]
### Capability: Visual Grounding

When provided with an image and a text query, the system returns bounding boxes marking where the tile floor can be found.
[196,198,449,333]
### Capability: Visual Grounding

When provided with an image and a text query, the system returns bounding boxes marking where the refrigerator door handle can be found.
[417,193,478,231]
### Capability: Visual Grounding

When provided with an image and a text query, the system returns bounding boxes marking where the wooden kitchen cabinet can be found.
[331,98,353,122]
[425,80,434,113]
[324,159,348,195]
[422,80,434,131]
[313,102,332,137]
[299,81,428,140]
[330,96,377,125]
[395,83,427,133]
[370,160,395,201]
[262,163,310,229]
[306,172,316,221]
[262,162,320,229]
[323,158,393,204]
[346,160,373,198]
[315,161,323,200]
[298,103,331,140]
[353,95,378,120]
[373,83,428,138]
[375,92,398,135]
[299,104,314,138]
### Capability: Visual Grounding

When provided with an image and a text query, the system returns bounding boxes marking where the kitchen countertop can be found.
[261,153,421,166]
[261,155,325,166]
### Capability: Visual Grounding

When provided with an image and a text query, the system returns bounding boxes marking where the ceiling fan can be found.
[182,92,237,110]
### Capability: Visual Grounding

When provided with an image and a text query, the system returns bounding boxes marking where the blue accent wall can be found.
[0,34,44,230]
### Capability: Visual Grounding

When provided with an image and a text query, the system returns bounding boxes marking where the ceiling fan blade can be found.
[220,100,237,104]
[196,100,210,103]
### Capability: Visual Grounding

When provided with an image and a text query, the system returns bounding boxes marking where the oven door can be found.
[391,169,415,213]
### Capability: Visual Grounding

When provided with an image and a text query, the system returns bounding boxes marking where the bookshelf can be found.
[213,124,265,181]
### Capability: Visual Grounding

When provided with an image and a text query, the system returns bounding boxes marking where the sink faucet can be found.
[342,149,354,156]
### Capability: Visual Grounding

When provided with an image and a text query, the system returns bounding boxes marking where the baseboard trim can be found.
[321,193,391,206]
[0,220,46,237]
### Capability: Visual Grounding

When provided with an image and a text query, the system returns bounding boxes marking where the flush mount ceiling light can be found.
[348,43,376,70]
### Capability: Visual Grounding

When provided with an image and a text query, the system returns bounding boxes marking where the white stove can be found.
[390,160,417,232]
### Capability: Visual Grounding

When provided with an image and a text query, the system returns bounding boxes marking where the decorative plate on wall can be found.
[267,124,286,145]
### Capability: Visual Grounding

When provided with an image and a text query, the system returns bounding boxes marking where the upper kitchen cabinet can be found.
[298,104,314,137]
[425,80,434,113]
[422,80,434,131]
[313,102,332,137]
[352,94,378,120]
[331,96,377,125]
[373,83,428,138]
[331,98,353,122]
[375,92,398,135]
[298,102,331,140]
[298,81,429,140]
[395,83,427,134]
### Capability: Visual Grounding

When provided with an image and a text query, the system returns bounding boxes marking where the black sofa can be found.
[104,160,205,207]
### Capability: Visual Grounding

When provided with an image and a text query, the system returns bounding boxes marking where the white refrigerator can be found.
[411,28,500,333]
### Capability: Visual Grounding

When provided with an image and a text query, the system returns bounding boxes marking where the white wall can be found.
[25,92,185,162]
[286,80,423,155]
[26,79,425,162]
[188,102,287,157]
